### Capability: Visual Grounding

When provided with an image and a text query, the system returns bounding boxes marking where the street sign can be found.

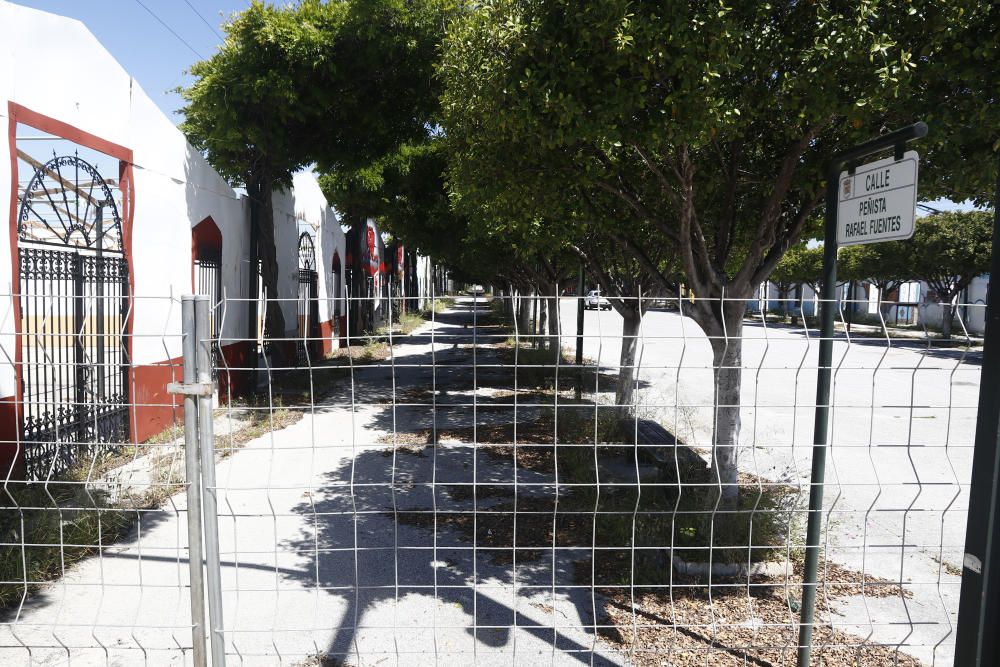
[836,150,919,246]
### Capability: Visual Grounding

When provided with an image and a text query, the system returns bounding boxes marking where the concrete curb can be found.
[672,555,791,578]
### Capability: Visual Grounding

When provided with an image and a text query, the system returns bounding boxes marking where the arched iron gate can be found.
[297,232,320,362]
[16,153,130,479]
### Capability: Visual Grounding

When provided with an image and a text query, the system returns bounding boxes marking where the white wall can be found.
[0,3,349,399]
[917,275,988,335]
[289,171,345,330]
[416,255,433,310]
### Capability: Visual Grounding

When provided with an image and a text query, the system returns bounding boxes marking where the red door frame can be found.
[5,102,136,475]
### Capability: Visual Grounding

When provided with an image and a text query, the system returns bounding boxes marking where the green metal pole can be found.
[797,122,927,667]
[796,168,840,666]
[954,151,1000,667]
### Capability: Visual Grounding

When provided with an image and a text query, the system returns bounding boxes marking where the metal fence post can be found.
[195,295,226,666]
[954,156,1000,667]
[797,122,927,667]
[181,296,208,667]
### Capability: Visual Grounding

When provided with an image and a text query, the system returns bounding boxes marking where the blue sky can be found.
[13,0,247,123]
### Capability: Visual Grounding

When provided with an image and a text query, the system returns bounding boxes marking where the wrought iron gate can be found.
[16,153,130,479]
[195,257,222,377]
[297,232,320,362]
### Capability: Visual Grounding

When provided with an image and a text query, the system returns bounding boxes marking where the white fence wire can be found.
[0,289,984,666]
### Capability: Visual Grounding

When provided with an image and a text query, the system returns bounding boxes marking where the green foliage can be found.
[181,0,457,347]
[905,210,993,297]
[318,141,492,279]
[771,243,824,291]
[182,0,454,186]
[438,0,995,505]
[1,482,134,610]
[180,1,322,186]
[839,242,912,292]
[892,3,999,207]
[440,0,942,305]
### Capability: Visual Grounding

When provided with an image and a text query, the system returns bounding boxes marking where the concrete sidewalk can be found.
[1,297,623,667]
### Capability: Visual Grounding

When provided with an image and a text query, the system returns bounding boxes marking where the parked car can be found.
[585,290,612,310]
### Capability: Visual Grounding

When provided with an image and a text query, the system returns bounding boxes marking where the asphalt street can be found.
[558,297,978,667]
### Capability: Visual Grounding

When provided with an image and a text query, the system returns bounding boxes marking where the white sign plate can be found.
[837,150,918,246]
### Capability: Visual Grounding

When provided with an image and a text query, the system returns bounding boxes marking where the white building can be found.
[0,2,357,478]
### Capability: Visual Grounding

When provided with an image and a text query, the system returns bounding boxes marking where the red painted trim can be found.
[5,102,137,476]
[319,319,335,356]
[8,102,132,162]
[191,216,223,291]
[120,160,137,450]
[5,105,21,477]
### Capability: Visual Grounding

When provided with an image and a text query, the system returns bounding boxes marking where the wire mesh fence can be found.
[0,289,985,666]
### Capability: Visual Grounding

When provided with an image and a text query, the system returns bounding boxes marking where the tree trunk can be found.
[503,284,515,320]
[531,292,539,349]
[546,282,560,359]
[941,301,954,339]
[345,214,366,341]
[709,322,743,506]
[616,308,642,421]
[517,289,531,335]
[777,285,788,319]
[253,177,286,362]
[537,289,548,350]
[689,296,747,509]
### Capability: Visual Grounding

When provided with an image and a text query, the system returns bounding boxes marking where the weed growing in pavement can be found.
[323,337,391,366]
[394,311,426,335]
[416,297,453,318]
[391,402,794,588]
[218,396,302,457]
[0,395,302,613]
[497,339,575,390]
[1,455,149,611]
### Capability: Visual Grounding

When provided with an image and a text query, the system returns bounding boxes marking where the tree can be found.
[839,242,912,318]
[181,2,324,347]
[182,0,453,348]
[573,228,675,418]
[440,0,953,504]
[890,2,999,209]
[770,243,824,318]
[906,211,993,338]
[446,165,677,409]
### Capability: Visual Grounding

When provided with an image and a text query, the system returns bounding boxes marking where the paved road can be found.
[558,298,977,667]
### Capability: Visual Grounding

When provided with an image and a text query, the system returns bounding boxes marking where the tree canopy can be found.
[439,0,979,502]
[906,211,993,337]
[182,0,451,188]
[771,243,824,293]
[180,0,455,345]
[839,242,912,296]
